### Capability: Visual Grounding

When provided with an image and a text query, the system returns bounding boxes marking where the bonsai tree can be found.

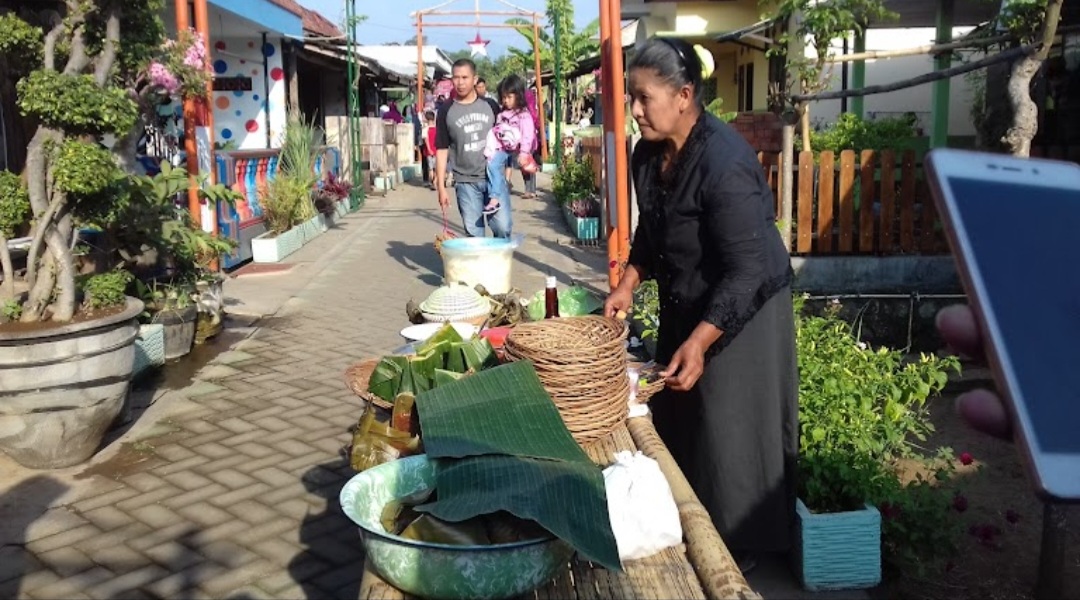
[0,0,210,324]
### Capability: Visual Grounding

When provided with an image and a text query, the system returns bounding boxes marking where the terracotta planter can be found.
[0,298,143,469]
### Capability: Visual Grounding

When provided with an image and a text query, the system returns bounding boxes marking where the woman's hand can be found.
[604,286,633,319]
[936,304,1012,441]
[661,339,706,392]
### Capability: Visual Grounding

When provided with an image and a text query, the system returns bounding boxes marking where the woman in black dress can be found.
[604,38,798,573]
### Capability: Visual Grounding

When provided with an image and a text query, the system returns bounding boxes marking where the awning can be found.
[207,0,303,37]
[713,17,781,45]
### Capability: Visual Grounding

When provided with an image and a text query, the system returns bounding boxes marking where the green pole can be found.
[930,0,954,149]
[850,31,866,119]
[554,16,563,167]
[346,0,365,208]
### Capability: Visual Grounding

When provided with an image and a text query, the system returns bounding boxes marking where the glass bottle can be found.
[544,276,560,319]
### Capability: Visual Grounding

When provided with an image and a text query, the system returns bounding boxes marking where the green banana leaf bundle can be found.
[368,324,499,404]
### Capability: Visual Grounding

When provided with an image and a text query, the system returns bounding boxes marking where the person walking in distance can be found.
[435,59,512,238]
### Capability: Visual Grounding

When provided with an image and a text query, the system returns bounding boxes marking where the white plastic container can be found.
[440,236,521,295]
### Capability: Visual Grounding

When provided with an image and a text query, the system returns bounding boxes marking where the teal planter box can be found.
[399,164,420,182]
[795,499,881,591]
[561,205,600,241]
[133,324,165,378]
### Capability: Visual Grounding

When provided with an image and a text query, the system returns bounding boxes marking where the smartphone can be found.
[925,148,1080,502]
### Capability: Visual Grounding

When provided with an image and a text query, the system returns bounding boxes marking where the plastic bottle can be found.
[544,275,560,319]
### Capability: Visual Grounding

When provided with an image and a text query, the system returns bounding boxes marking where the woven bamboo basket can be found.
[503,316,630,444]
[629,360,667,403]
[344,359,394,410]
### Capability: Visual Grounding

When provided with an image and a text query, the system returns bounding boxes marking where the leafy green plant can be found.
[0,171,30,300]
[1,299,22,322]
[705,98,737,123]
[552,155,595,206]
[1,0,210,324]
[82,270,134,310]
[804,113,918,155]
[632,279,659,340]
[262,175,313,235]
[795,295,967,572]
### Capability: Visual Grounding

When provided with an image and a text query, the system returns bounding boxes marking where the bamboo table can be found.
[358,416,763,600]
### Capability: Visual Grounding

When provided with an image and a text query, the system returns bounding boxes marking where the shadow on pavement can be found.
[0,476,68,598]
[289,453,366,599]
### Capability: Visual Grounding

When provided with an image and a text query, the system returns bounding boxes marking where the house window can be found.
[738,63,754,112]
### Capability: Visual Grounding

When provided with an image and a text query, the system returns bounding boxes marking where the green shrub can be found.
[552,155,595,206]
[82,270,134,309]
[805,113,918,155]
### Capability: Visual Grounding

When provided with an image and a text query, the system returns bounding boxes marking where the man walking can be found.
[435,59,512,238]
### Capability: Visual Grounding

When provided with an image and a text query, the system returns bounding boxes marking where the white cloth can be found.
[626,367,650,417]
[602,450,683,562]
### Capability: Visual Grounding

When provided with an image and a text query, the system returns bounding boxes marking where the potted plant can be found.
[251,111,324,261]
[317,171,353,220]
[552,155,598,240]
[794,296,960,590]
[563,196,601,241]
[0,3,211,469]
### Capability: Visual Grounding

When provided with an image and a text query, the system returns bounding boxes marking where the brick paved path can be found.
[0,180,607,600]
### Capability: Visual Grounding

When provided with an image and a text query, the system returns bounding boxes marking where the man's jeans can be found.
[455,179,512,238]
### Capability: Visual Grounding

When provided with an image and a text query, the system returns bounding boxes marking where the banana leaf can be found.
[434,368,467,387]
[407,350,442,394]
[399,515,491,545]
[457,338,498,372]
[368,355,408,403]
[417,323,465,355]
[414,362,620,571]
[391,392,420,435]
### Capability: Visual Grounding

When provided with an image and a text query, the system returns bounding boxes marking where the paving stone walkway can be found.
[0,178,610,600]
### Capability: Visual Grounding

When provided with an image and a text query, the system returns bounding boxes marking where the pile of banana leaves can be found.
[367,323,499,404]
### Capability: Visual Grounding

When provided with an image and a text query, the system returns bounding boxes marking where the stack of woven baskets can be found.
[503,315,631,445]
[418,283,491,327]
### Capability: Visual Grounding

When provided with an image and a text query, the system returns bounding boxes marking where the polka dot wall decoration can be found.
[245,120,259,133]
[233,90,244,98]
[262,43,275,57]
[248,41,255,48]
[213,60,228,74]
[215,41,226,50]
[235,109,242,116]
[252,95,260,101]
[270,67,284,81]
[221,128,232,139]
[215,96,230,110]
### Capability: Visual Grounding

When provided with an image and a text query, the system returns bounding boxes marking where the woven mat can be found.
[358,417,763,600]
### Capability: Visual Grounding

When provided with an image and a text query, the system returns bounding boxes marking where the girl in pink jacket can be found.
[483,74,538,215]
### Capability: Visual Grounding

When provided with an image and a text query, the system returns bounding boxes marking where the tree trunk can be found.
[1002,54,1043,157]
[1003,0,1063,158]
[21,248,55,322]
[800,104,812,152]
[0,234,14,300]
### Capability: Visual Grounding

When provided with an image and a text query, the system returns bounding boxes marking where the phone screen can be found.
[948,176,1080,454]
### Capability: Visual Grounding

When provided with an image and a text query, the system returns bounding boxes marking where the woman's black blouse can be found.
[628,112,793,361]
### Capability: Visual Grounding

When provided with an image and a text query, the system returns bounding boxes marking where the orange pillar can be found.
[193,0,218,237]
[176,0,201,228]
[600,0,619,290]
[533,18,548,163]
[608,0,631,269]
[417,16,424,109]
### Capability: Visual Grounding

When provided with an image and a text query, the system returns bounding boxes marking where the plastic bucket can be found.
[440,236,519,295]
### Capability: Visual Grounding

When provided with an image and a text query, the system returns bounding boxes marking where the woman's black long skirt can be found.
[651,288,799,555]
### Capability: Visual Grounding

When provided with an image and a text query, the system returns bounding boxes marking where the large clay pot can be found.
[0,297,143,469]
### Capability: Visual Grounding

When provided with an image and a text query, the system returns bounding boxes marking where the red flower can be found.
[959,452,974,466]
[952,494,969,513]
[1005,509,1021,524]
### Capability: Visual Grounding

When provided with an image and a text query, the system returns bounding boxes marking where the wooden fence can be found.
[576,139,947,256]
[759,149,947,256]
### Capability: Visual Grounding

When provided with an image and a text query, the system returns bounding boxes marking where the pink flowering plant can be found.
[147,28,210,98]
[794,295,973,573]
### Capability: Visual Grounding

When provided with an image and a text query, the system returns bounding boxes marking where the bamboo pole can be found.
[825,33,1014,64]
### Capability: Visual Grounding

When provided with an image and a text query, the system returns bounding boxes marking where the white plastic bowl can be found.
[399,322,479,343]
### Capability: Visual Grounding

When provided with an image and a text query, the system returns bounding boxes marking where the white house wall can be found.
[807,27,979,137]
[210,38,288,149]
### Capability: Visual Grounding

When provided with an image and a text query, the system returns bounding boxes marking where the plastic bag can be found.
[602,451,683,561]
[526,285,603,321]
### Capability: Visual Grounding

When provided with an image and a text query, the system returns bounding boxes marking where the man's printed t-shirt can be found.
[435,98,496,183]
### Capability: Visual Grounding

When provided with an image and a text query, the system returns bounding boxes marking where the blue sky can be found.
[301,0,599,57]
